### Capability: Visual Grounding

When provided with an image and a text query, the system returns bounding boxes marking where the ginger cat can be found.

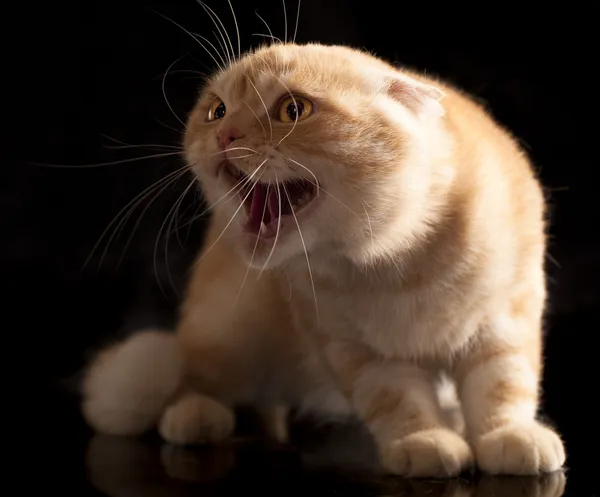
[82,43,565,477]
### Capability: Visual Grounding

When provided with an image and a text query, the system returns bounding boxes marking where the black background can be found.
[4,1,598,495]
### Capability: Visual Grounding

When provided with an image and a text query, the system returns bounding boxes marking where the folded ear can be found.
[384,71,446,117]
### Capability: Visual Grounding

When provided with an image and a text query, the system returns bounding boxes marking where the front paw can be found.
[379,428,473,477]
[475,423,565,475]
[159,392,234,445]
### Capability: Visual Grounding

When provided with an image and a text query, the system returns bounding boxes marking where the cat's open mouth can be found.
[222,162,317,238]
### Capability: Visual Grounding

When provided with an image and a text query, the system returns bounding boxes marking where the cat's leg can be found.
[158,224,292,446]
[454,319,565,475]
[317,338,473,477]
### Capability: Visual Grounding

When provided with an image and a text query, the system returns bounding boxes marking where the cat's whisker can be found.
[103,144,182,151]
[282,0,288,43]
[274,76,300,147]
[84,164,190,271]
[283,183,319,324]
[163,176,198,248]
[196,4,230,66]
[151,9,224,72]
[252,33,283,44]
[172,186,200,248]
[110,167,191,260]
[189,53,215,75]
[546,252,561,269]
[99,133,183,151]
[246,76,273,145]
[180,194,206,242]
[99,133,136,147]
[255,11,281,45]
[228,153,259,160]
[362,201,375,252]
[154,176,198,297]
[293,0,301,43]
[318,187,359,217]
[32,151,183,169]
[162,54,195,133]
[211,146,259,157]
[113,166,190,235]
[198,1,234,65]
[156,119,185,136]
[161,68,210,79]
[195,159,268,265]
[210,30,229,65]
[113,169,192,272]
[191,32,227,69]
[233,184,270,309]
[227,0,241,59]
[246,102,267,142]
[180,75,207,83]
[282,156,361,219]
[281,156,320,193]
[176,168,257,231]
[258,175,283,278]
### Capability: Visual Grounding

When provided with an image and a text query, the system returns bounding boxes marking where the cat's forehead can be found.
[207,43,385,104]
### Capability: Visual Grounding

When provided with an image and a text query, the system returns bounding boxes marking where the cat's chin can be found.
[236,240,301,270]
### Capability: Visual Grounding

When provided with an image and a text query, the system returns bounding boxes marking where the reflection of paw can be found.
[376,478,470,497]
[379,428,473,477]
[475,423,565,475]
[160,444,235,483]
[159,393,234,445]
[474,472,566,497]
[86,435,168,496]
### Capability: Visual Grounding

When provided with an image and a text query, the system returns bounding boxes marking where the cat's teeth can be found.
[260,222,268,236]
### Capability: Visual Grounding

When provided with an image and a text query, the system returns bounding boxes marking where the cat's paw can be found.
[379,428,473,477]
[159,392,234,445]
[474,423,565,475]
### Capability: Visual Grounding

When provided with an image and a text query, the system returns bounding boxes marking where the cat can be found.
[81,42,566,477]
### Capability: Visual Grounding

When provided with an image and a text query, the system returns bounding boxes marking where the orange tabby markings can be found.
[362,388,404,425]
[486,379,537,407]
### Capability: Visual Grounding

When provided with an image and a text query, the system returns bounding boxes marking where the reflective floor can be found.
[36,388,593,497]
[86,435,567,497]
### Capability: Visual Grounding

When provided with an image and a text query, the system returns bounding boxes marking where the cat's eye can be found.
[207,98,226,121]
[277,95,313,123]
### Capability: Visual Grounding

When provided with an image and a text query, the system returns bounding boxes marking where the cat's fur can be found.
[81,43,565,477]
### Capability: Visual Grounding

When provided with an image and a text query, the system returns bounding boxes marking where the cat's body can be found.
[82,43,565,477]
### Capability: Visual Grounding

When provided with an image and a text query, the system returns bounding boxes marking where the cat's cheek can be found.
[193,167,233,209]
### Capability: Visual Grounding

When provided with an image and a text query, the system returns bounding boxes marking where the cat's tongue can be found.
[245,180,313,237]
[247,183,294,237]
[248,182,269,233]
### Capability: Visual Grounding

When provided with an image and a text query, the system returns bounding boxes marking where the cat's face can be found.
[185,43,447,269]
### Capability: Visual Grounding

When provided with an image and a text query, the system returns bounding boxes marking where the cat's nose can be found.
[217,128,245,149]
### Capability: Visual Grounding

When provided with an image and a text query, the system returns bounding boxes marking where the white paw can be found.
[158,393,234,445]
[475,423,566,475]
[379,428,473,477]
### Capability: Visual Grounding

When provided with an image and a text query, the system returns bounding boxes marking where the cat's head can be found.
[184,43,451,269]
